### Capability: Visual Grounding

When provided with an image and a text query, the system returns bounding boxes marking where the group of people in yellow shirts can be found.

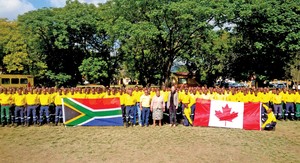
[0,86,298,129]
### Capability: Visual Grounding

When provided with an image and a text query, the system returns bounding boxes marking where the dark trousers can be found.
[169,105,176,125]
[121,105,126,122]
[55,106,62,123]
[264,122,277,131]
[182,104,189,126]
[40,106,50,123]
[14,106,24,123]
[285,102,295,119]
[126,106,134,124]
[191,104,196,121]
[27,105,37,124]
[141,107,150,126]
[273,104,283,119]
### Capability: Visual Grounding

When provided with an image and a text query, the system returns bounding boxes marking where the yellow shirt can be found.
[120,94,126,105]
[262,111,276,128]
[54,94,65,105]
[39,94,51,105]
[181,93,190,104]
[14,94,26,106]
[160,91,169,102]
[259,93,271,103]
[124,94,136,106]
[295,93,300,103]
[227,94,237,102]
[0,94,12,105]
[140,94,151,107]
[284,93,295,103]
[86,93,99,99]
[104,94,117,98]
[26,93,38,105]
[74,93,86,98]
[272,94,282,104]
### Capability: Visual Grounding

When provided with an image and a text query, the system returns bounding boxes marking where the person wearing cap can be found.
[38,89,51,125]
[261,104,277,131]
[0,89,12,127]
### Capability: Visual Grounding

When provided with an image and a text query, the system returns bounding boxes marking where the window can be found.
[11,78,19,84]
[20,78,28,84]
[1,78,10,84]
[178,78,187,84]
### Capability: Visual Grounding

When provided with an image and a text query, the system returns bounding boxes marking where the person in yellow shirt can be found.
[54,89,64,126]
[119,89,126,123]
[133,86,143,126]
[284,90,296,120]
[140,89,151,127]
[188,89,197,123]
[13,89,26,126]
[26,88,39,126]
[39,89,51,125]
[181,89,192,126]
[271,90,283,120]
[86,88,99,99]
[261,104,277,131]
[124,89,136,127]
[0,89,12,127]
[259,90,271,116]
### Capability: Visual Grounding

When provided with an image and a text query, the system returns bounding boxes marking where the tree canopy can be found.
[0,0,298,86]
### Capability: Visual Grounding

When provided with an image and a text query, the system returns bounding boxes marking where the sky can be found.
[0,0,107,20]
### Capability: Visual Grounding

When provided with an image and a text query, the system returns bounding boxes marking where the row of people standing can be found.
[1,86,299,127]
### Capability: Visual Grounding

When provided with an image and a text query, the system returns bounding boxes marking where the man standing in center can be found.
[167,86,178,127]
[140,89,151,127]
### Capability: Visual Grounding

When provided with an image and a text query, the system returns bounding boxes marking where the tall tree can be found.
[105,0,219,86]
[226,0,300,81]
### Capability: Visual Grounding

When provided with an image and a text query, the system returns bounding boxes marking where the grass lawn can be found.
[0,121,299,163]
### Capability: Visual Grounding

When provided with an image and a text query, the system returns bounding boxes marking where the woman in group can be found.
[150,90,165,127]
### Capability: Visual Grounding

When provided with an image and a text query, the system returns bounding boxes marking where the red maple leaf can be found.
[215,104,238,126]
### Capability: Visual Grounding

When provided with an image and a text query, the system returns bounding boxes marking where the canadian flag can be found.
[194,99,261,130]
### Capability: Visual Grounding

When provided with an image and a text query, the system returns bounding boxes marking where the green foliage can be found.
[79,57,108,83]
[45,71,72,87]
[0,0,298,86]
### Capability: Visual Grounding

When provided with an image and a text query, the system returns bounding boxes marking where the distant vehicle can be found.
[228,82,244,88]
[0,74,33,88]
[276,83,286,89]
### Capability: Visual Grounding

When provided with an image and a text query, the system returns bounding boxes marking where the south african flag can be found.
[62,98,123,127]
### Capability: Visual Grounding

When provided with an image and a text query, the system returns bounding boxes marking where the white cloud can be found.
[50,0,107,7]
[0,0,35,20]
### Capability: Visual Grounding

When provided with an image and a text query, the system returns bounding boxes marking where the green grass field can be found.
[0,121,299,163]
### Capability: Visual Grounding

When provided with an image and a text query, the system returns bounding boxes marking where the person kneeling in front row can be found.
[262,104,277,131]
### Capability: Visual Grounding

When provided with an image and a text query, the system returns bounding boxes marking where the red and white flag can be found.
[194,99,261,130]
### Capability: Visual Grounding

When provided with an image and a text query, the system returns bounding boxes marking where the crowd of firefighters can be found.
[0,86,299,128]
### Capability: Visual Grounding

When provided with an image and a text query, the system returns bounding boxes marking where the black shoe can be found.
[1,123,4,127]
